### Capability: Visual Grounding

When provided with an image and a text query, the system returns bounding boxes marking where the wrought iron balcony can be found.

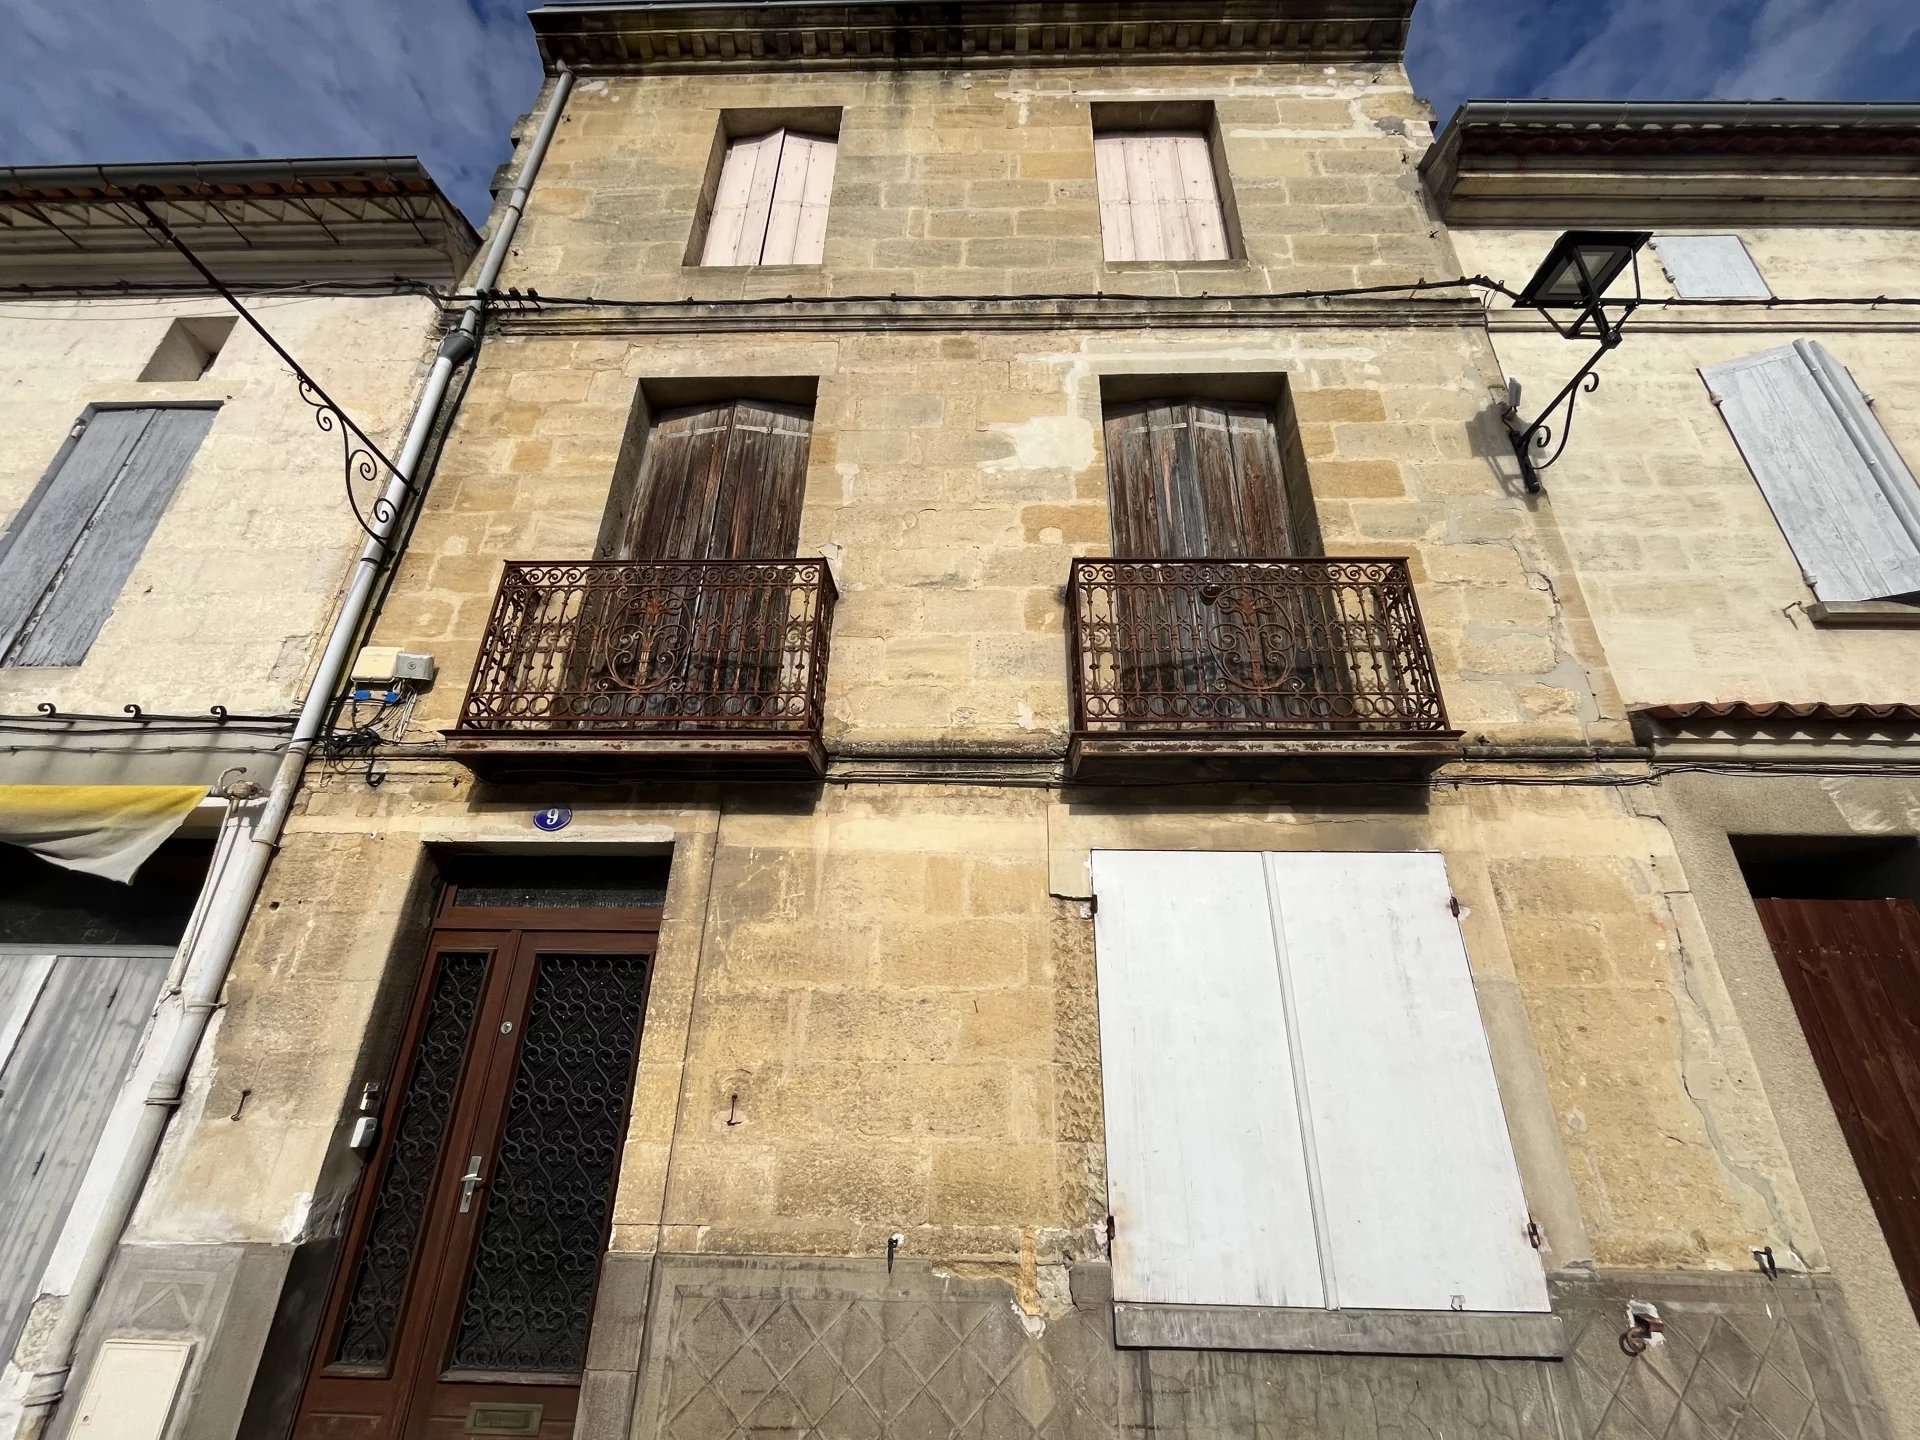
[444,558,836,776]
[1067,557,1460,778]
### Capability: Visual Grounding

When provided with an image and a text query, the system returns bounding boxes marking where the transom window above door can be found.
[692,113,841,268]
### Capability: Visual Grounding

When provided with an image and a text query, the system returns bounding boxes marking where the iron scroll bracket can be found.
[127,190,412,541]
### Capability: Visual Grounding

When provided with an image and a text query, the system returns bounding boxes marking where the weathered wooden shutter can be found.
[1704,341,1920,602]
[1090,851,1325,1309]
[1263,852,1549,1313]
[618,400,811,561]
[1090,850,1547,1315]
[701,130,836,267]
[0,407,213,667]
[1103,399,1300,557]
[1095,132,1230,263]
[0,951,170,1357]
[1653,235,1770,299]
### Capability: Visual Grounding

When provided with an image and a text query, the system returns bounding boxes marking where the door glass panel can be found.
[451,953,649,1374]
[333,951,487,1367]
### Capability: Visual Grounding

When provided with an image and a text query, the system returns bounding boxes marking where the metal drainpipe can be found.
[19,62,575,1431]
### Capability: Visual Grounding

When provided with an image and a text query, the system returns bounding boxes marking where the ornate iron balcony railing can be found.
[1068,557,1453,740]
[452,559,835,740]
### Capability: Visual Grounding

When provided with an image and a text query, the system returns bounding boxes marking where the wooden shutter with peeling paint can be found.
[1653,235,1770,299]
[1095,132,1230,263]
[1704,341,1920,602]
[615,400,811,561]
[0,950,171,1357]
[0,407,214,667]
[1102,399,1305,558]
[701,130,837,267]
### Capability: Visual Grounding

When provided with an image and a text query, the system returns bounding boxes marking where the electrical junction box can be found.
[351,646,436,685]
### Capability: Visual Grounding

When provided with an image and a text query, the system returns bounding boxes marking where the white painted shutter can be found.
[1653,235,1770,299]
[0,951,171,1358]
[701,129,835,267]
[763,132,837,265]
[1704,341,1920,602]
[1090,850,1546,1316]
[1264,852,1549,1313]
[1094,132,1229,263]
[1,408,213,667]
[1090,851,1324,1309]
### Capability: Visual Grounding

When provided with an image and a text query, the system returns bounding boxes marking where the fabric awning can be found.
[0,784,207,883]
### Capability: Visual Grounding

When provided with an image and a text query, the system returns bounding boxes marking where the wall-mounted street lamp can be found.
[1498,230,1652,493]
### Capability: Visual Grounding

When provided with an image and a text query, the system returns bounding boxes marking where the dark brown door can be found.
[295,908,655,1439]
[1754,898,1920,1320]
[1100,398,1324,724]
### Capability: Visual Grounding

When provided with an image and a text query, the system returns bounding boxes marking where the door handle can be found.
[459,1155,485,1213]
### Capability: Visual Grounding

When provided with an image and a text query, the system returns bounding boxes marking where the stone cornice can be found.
[528,1,1415,73]
[1423,101,1920,227]
[459,291,1488,335]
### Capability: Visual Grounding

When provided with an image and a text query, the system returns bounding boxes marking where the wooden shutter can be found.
[701,129,836,267]
[1103,399,1299,557]
[0,951,170,1357]
[1265,852,1549,1314]
[1095,132,1229,263]
[1704,341,1920,602]
[0,407,213,667]
[1653,235,1770,299]
[1090,851,1325,1309]
[616,400,811,561]
[1089,850,1547,1315]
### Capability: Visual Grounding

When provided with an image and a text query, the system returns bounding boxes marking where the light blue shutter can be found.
[1,407,214,667]
[1654,235,1770,299]
[1703,342,1920,602]
[0,951,170,1358]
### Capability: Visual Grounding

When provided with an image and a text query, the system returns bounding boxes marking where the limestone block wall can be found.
[1450,227,1920,709]
[0,295,438,719]
[508,62,1449,302]
[137,771,1816,1291]
[381,322,1624,749]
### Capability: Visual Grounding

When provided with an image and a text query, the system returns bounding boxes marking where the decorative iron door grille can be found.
[1068,557,1451,735]
[454,559,835,738]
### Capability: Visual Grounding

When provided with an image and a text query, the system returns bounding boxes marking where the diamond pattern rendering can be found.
[1553,1277,1888,1440]
[656,1292,1117,1440]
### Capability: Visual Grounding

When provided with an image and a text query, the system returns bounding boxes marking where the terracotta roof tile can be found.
[1633,702,1920,725]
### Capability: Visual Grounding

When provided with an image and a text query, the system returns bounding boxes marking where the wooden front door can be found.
[1754,897,1920,1321]
[295,889,657,1439]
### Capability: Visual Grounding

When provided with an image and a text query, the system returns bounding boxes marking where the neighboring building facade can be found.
[65,11,1916,1440]
[0,161,474,1436]
[1428,101,1920,1439]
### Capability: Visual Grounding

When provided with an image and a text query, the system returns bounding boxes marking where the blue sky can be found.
[2,0,1918,223]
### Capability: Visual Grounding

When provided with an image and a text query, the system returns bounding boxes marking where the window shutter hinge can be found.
[1447,895,1461,917]
[1527,1218,1544,1250]
[69,419,87,439]
[1086,894,1098,916]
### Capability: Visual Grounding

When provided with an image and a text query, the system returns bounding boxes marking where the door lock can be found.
[459,1155,486,1213]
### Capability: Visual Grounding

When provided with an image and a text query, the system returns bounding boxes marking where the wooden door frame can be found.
[295,883,661,1438]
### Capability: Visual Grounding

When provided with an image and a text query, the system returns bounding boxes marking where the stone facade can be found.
[77,18,1919,1440]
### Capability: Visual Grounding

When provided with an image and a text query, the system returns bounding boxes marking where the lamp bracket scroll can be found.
[1496,230,1651,494]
